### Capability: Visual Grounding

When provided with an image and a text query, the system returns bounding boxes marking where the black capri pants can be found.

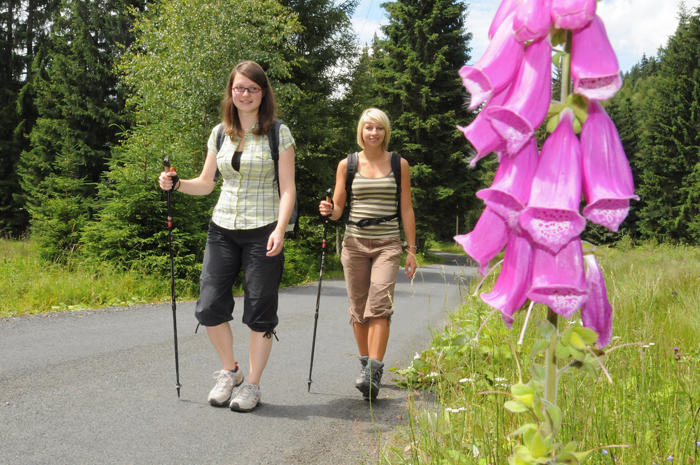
[195,221,284,334]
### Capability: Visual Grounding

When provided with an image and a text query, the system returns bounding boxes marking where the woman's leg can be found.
[352,321,370,357]
[206,322,237,371]
[247,330,273,386]
[367,318,391,361]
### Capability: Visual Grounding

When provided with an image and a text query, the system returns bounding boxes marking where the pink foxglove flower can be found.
[581,101,639,231]
[476,137,539,232]
[571,15,621,100]
[581,254,613,348]
[551,0,596,30]
[528,238,589,317]
[513,0,553,43]
[457,86,509,166]
[519,109,586,254]
[455,207,508,276]
[489,0,519,40]
[460,13,525,109]
[487,37,552,156]
[481,233,533,328]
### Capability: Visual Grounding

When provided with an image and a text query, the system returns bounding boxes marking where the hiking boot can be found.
[359,358,383,400]
[230,383,261,412]
[355,355,370,391]
[207,366,244,406]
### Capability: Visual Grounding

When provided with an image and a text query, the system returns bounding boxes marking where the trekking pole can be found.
[163,156,182,398]
[308,188,333,392]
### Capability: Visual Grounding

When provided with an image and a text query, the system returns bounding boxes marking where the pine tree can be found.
[17,0,146,260]
[633,6,700,242]
[371,0,476,241]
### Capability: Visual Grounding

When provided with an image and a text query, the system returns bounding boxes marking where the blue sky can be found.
[351,0,698,73]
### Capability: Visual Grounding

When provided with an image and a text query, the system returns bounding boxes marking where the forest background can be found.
[1,0,700,307]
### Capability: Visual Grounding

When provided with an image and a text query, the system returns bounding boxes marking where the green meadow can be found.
[380,242,700,464]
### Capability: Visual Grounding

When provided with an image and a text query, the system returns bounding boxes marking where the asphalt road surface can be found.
[0,252,475,465]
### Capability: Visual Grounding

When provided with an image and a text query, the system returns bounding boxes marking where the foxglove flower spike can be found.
[455,207,508,276]
[571,15,621,100]
[528,238,589,317]
[513,0,553,43]
[581,101,639,231]
[457,86,510,166]
[489,0,519,40]
[487,37,552,156]
[519,108,586,253]
[481,233,534,328]
[460,13,525,109]
[581,254,613,348]
[551,0,596,30]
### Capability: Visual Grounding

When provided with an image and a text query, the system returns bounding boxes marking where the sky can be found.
[351,0,698,73]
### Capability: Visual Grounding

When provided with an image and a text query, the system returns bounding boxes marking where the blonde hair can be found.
[356,108,391,151]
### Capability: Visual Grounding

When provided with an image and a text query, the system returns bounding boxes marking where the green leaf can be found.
[511,383,535,407]
[573,118,582,134]
[560,328,572,346]
[504,401,530,413]
[574,327,599,345]
[570,346,586,361]
[509,423,538,437]
[531,363,545,381]
[569,331,587,350]
[413,359,425,370]
[551,29,567,47]
[562,441,578,453]
[530,431,548,458]
[537,320,556,339]
[556,341,571,359]
[546,404,563,436]
[555,452,580,464]
[546,115,559,133]
[530,340,551,359]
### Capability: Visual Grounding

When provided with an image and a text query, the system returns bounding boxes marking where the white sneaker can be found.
[229,383,261,412]
[207,368,244,406]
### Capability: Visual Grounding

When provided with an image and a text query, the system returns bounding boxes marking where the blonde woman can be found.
[159,61,295,412]
[319,108,417,399]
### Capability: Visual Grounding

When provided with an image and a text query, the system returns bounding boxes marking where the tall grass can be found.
[381,243,700,464]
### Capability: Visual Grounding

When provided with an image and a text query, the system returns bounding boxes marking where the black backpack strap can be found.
[213,124,226,183]
[391,152,402,223]
[345,152,358,216]
[269,120,283,192]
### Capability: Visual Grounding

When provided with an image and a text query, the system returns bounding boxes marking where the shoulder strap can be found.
[215,124,226,153]
[345,152,358,215]
[269,120,283,189]
[391,152,402,223]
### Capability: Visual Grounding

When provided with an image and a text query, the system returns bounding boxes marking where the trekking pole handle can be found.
[322,188,333,220]
[163,156,180,190]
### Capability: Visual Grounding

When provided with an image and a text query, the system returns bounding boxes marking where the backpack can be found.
[215,120,298,234]
[344,151,402,228]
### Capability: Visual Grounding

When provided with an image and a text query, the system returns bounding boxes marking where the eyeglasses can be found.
[232,85,262,94]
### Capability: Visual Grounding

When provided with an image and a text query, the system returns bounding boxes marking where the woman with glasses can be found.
[159,61,295,412]
[318,108,417,400]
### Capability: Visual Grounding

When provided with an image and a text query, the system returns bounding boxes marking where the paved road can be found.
[0,253,475,465]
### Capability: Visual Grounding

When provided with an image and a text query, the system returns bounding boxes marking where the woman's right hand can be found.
[159,171,177,191]
[319,200,333,218]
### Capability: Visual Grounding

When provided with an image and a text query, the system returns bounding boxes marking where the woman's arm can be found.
[400,158,417,278]
[318,158,348,220]
[158,150,219,195]
[267,144,296,256]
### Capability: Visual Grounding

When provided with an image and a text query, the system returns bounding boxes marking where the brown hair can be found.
[221,61,277,137]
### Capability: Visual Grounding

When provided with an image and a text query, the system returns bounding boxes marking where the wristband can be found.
[407,245,417,249]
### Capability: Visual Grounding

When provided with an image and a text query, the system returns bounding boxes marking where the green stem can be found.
[561,30,572,102]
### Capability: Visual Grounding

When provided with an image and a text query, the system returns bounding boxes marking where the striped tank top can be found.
[345,171,400,239]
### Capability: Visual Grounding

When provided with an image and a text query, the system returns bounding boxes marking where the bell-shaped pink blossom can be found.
[489,0,519,39]
[481,233,533,328]
[513,0,553,43]
[581,255,612,348]
[571,15,621,100]
[457,86,509,166]
[528,238,589,317]
[455,207,508,276]
[460,13,525,109]
[551,0,596,30]
[581,101,639,231]
[487,37,552,156]
[476,137,539,232]
[519,109,586,254]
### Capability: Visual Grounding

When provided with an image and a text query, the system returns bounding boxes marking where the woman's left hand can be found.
[267,228,285,257]
[405,251,418,278]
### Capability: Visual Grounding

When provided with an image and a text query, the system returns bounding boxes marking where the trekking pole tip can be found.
[307,381,311,393]
[176,384,181,398]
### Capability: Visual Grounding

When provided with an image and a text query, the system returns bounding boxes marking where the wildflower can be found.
[414,353,421,360]
[519,109,586,254]
[476,137,539,232]
[580,254,613,348]
[601,449,608,455]
[696,441,699,447]
[571,15,621,100]
[495,377,508,382]
[581,100,638,231]
[551,0,596,30]
[489,0,519,39]
[481,233,533,328]
[488,37,553,156]
[457,86,509,166]
[427,372,440,378]
[669,456,674,461]
[455,207,509,276]
[649,343,655,346]
[513,0,553,43]
[460,13,524,109]
[528,237,589,317]
[459,378,474,383]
